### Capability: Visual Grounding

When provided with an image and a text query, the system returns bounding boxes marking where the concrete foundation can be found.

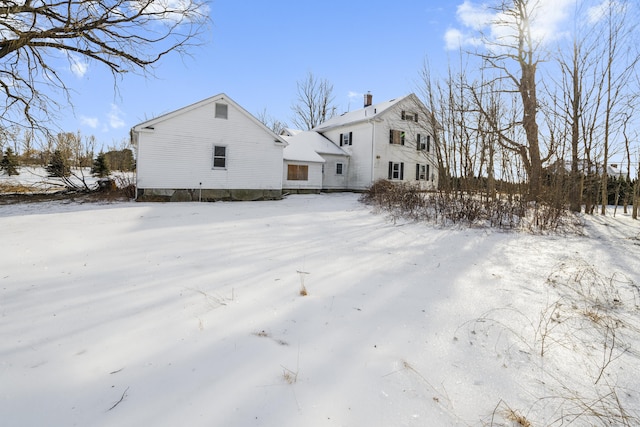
[136,188,282,202]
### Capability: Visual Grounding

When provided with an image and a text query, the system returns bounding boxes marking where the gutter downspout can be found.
[370,119,376,186]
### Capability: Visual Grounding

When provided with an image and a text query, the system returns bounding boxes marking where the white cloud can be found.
[444,27,483,51]
[446,0,576,50]
[587,0,626,24]
[347,91,362,100]
[457,0,493,30]
[108,104,125,129]
[80,116,99,128]
[69,54,88,78]
[444,28,463,50]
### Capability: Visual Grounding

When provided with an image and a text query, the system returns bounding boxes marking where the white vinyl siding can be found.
[136,97,283,191]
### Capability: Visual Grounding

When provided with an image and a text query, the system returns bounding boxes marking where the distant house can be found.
[131,93,287,201]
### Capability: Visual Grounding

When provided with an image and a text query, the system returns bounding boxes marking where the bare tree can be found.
[256,108,288,135]
[291,72,336,130]
[470,0,547,201]
[0,0,209,133]
[594,1,639,215]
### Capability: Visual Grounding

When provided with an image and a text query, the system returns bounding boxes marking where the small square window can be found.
[389,130,405,145]
[215,103,228,119]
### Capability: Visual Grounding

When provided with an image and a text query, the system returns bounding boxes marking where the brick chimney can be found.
[364,91,372,107]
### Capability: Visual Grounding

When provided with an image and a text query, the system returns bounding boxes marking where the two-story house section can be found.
[313,93,438,191]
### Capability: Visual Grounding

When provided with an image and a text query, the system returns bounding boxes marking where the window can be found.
[388,162,404,180]
[215,103,228,119]
[213,145,227,169]
[416,164,429,180]
[389,130,405,145]
[401,110,419,122]
[339,132,352,146]
[287,164,308,181]
[336,163,344,175]
[417,134,431,151]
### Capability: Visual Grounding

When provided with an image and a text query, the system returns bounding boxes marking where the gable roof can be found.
[282,131,349,163]
[131,93,288,145]
[313,94,415,132]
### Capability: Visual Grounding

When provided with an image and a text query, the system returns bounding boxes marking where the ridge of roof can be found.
[131,93,288,145]
[283,130,349,162]
[313,94,412,131]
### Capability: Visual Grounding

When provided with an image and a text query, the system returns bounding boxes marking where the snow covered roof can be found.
[280,128,302,137]
[313,94,413,131]
[282,131,349,162]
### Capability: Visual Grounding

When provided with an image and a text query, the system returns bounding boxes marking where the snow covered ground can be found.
[1,193,639,426]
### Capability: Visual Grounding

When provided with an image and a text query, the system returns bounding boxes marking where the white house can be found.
[297,93,439,191]
[131,92,438,201]
[131,93,287,201]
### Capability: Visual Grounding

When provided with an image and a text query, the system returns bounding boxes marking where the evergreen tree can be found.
[46,149,71,177]
[0,147,19,175]
[91,152,111,177]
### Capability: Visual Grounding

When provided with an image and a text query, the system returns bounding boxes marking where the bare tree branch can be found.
[0,0,210,134]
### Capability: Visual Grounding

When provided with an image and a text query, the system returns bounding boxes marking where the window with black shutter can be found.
[340,132,352,146]
[389,130,404,145]
[416,164,428,180]
[388,162,404,180]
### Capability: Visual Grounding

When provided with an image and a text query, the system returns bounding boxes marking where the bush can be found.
[361,179,574,232]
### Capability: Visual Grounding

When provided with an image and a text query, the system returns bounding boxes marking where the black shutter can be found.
[414,113,418,123]
[339,133,343,146]
[349,132,353,145]
[426,135,430,152]
[400,162,404,180]
[426,164,430,181]
[388,162,393,179]
[417,134,421,151]
[401,132,405,145]
[389,130,393,144]
[416,164,420,180]
[401,110,405,120]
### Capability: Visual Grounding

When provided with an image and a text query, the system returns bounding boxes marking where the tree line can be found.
[0,129,135,178]
[415,0,640,219]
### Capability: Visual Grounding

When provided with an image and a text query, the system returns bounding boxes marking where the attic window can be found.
[401,111,418,122]
[215,103,228,119]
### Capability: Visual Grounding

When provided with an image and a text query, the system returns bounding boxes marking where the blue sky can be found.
[57,0,461,148]
[54,0,631,156]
